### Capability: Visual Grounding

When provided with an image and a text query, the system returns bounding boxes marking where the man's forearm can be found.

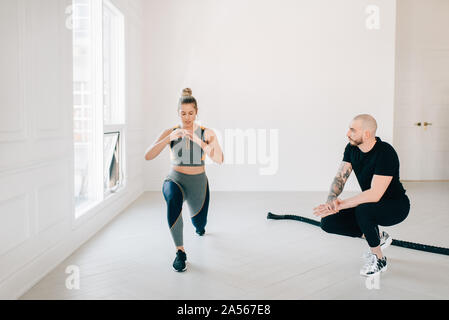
[327,176,345,202]
[340,189,380,210]
[327,162,352,203]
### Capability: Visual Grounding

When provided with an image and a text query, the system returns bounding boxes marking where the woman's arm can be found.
[144,129,173,161]
[202,129,224,164]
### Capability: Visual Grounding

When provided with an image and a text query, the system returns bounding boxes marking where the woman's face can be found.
[178,103,197,127]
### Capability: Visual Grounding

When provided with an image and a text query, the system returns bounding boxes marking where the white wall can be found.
[143,0,397,192]
[0,0,146,299]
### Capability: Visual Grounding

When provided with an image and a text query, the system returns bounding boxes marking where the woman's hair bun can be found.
[182,88,193,97]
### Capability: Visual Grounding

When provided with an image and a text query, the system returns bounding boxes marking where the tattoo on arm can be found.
[327,162,352,203]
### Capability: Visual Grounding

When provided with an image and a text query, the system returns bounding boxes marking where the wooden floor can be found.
[21,182,449,300]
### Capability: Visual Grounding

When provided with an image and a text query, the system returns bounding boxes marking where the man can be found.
[314,114,410,277]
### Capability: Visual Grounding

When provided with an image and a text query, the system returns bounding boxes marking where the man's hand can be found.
[313,198,343,218]
[313,204,337,218]
[326,197,338,211]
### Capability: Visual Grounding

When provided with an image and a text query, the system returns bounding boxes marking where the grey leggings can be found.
[162,170,209,247]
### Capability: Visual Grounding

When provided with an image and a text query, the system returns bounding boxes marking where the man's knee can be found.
[320,217,333,234]
[356,202,377,211]
[355,203,378,228]
[355,203,377,217]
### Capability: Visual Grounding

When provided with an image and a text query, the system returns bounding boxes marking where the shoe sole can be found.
[360,265,388,277]
[173,265,187,273]
[196,230,206,236]
[173,261,187,273]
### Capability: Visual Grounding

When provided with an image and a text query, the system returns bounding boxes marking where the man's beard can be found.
[349,138,363,146]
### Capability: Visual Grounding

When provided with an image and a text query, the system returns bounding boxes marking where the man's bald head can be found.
[353,114,378,137]
[347,114,378,146]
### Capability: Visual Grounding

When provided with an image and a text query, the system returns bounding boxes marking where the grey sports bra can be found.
[170,125,206,167]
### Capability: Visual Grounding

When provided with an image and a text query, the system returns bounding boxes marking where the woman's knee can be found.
[163,181,183,204]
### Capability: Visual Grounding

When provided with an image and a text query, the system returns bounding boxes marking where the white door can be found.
[394,0,449,180]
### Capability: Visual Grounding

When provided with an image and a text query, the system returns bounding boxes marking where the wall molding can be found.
[0,0,146,300]
[30,0,65,141]
[0,193,31,258]
[0,0,28,142]
[35,181,70,234]
[0,156,72,180]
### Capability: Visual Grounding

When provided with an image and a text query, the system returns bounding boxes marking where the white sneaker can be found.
[380,231,392,251]
[360,252,388,277]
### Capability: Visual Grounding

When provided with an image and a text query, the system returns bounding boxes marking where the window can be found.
[103,2,125,125]
[73,0,125,218]
[104,131,122,193]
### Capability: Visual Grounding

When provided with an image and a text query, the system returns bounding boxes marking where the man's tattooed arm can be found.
[327,162,353,204]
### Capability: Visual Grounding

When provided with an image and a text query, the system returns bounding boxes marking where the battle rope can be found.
[267,212,449,256]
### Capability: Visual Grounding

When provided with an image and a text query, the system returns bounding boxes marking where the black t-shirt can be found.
[343,137,406,200]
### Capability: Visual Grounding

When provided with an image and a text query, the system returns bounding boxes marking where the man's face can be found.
[347,120,364,146]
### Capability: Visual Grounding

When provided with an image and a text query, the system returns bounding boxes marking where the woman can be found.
[144,88,224,272]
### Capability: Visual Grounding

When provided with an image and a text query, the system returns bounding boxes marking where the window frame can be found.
[103,125,127,198]
[72,0,127,222]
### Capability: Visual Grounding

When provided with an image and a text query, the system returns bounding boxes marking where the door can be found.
[394,0,449,180]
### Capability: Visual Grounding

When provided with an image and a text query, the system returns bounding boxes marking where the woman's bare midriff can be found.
[172,166,205,175]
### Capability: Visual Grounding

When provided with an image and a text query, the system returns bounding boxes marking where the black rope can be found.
[267,212,449,256]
